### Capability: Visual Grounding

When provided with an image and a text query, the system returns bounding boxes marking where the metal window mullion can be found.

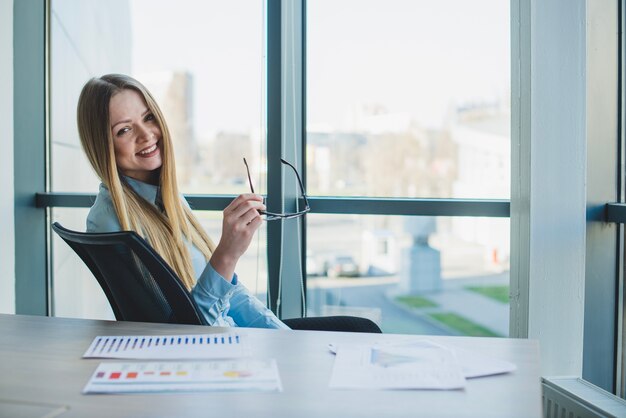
[304,197,510,217]
[300,0,308,309]
[266,0,282,314]
[35,192,511,215]
[44,0,53,317]
[14,0,48,316]
[619,223,625,397]
[510,0,531,340]
[616,37,626,398]
[266,0,305,319]
[278,0,306,319]
[583,0,620,392]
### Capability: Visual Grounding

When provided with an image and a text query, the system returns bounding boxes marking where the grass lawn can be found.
[395,295,438,309]
[428,312,501,337]
[466,285,510,304]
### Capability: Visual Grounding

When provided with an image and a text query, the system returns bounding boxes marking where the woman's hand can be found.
[210,193,265,281]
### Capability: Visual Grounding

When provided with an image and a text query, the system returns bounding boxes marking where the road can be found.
[307,278,453,335]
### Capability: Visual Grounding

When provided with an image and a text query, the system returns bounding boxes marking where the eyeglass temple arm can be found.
[280,158,309,207]
[244,157,309,208]
[243,157,255,194]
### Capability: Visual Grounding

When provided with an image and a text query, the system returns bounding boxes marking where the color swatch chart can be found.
[82,360,282,394]
[83,334,248,360]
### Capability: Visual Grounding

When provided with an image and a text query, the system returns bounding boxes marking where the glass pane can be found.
[51,208,115,320]
[306,0,510,199]
[306,214,510,336]
[50,0,265,193]
[51,208,268,319]
[50,0,131,193]
[50,1,267,317]
[129,0,266,194]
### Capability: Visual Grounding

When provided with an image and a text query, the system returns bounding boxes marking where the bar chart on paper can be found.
[83,334,248,359]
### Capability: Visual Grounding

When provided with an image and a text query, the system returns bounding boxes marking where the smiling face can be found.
[109,89,163,184]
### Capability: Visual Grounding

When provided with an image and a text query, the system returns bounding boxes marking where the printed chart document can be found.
[329,341,466,390]
[83,334,248,360]
[83,359,282,394]
[328,340,516,380]
[451,345,517,378]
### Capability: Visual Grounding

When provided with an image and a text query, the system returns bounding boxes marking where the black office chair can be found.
[52,222,381,333]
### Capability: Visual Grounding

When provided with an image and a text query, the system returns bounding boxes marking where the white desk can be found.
[0,314,541,418]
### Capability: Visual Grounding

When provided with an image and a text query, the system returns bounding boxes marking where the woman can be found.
[77,73,287,329]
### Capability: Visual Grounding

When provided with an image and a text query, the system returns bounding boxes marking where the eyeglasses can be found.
[243,157,310,221]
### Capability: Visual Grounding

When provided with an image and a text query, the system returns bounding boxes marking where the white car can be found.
[323,255,359,278]
[306,251,320,276]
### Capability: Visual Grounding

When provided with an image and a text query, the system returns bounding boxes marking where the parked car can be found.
[323,255,359,278]
[306,250,321,276]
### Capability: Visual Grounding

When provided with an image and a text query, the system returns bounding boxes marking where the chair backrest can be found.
[52,222,207,326]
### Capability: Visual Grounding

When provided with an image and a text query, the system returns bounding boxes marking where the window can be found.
[307,0,510,199]
[305,0,510,335]
[50,0,267,318]
[307,214,509,336]
[45,0,511,338]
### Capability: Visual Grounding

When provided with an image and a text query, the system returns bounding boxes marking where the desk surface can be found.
[0,314,541,418]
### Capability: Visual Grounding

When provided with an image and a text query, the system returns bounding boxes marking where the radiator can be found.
[542,377,626,418]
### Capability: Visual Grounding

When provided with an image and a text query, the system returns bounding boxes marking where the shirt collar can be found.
[123,176,160,206]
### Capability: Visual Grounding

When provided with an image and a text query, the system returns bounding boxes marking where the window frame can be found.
[14,0,50,316]
[30,0,511,321]
[581,0,620,394]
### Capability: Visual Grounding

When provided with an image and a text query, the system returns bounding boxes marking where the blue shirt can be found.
[86,177,288,329]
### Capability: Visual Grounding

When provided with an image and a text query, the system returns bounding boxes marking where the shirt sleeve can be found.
[191,262,237,326]
[191,262,289,329]
[228,282,290,329]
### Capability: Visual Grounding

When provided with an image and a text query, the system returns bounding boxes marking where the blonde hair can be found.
[77,74,215,290]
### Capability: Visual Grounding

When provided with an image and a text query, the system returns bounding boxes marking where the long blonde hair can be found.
[77,74,215,290]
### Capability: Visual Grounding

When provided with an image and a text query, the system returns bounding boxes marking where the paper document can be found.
[329,341,466,390]
[83,359,282,394]
[328,340,516,379]
[83,334,247,359]
[450,345,516,378]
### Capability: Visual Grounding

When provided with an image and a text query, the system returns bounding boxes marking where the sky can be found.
[130,0,509,138]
